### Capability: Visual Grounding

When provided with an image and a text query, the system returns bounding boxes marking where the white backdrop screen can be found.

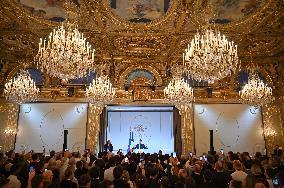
[194,104,265,156]
[15,103,88,153]
[107,110,174,154]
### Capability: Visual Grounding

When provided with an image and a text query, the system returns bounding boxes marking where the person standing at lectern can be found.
[104,140,113,152]
[134,139,148,150]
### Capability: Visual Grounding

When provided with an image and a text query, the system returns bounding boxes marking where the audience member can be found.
[88,166,100,188]
[60,166,78,188]
[213,160,231,188]
[113,165,130,188]
[231,160,248,188]
[78,174,91,188]
[104,156,116,182]
[0,174,12,188]
[273,145,283,157]
[7,164,21,188]
[229,179,242,188]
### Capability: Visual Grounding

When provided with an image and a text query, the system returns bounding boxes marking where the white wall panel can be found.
[15,103,88,153]
[194,104,265,156]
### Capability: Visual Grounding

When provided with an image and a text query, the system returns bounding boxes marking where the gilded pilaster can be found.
[262,102,284,155]
[180,105,194,155]
[86,103,103,152]
[0,103,18,152]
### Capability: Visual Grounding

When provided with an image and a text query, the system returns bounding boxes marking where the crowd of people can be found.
[0,145,283,188]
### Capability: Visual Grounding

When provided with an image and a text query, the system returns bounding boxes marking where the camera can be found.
[273,177,279,186]
[124,157,128,163]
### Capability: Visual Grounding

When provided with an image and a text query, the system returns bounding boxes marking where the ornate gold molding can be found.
[179,106,194,155]
[262,101,284,155]
[86,104,103,152]
[0,103,18,152]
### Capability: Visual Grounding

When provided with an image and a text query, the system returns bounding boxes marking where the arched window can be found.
[71,71,96,84]
[27,68,44,85]
[126,69,156,86]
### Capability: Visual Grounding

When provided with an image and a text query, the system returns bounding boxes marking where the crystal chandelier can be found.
[4,70,39,104]
[239,72,274,107]
[86,75,116,107]
[164,77,194,111]
[36,22,95,80]
[183,29,239,83]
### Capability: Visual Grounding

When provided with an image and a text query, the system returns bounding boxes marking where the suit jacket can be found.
[113,179,130,188]
[273,148,283,156]
[134,144,148,149]
[104,143,113,152]
[60,179,77,188]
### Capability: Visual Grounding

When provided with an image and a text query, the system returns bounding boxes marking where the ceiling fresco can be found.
[16,0,80,22]
[110,0,171,23]
[209,0,265,24]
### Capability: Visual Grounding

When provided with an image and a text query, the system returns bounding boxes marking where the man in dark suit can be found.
[104,140,113,152]
[273,145,283,157]
[134,139,148,150]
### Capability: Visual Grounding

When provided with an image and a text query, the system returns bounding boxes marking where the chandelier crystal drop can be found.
[4,70,39,104]
[184,29,239,84]
[164,77,194,111]
[86,75,116,107]
[239,72,274,107]
[36,22,95,80]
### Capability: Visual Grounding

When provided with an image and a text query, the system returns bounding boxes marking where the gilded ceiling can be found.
[0,0,283,103]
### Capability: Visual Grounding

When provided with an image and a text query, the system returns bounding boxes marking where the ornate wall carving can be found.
[0,103,18,152]
[262,101,284,155]
[86,104,103,152]
[180,106,194,155]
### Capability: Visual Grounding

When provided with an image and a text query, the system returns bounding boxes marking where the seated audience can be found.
[0,146,283,188]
